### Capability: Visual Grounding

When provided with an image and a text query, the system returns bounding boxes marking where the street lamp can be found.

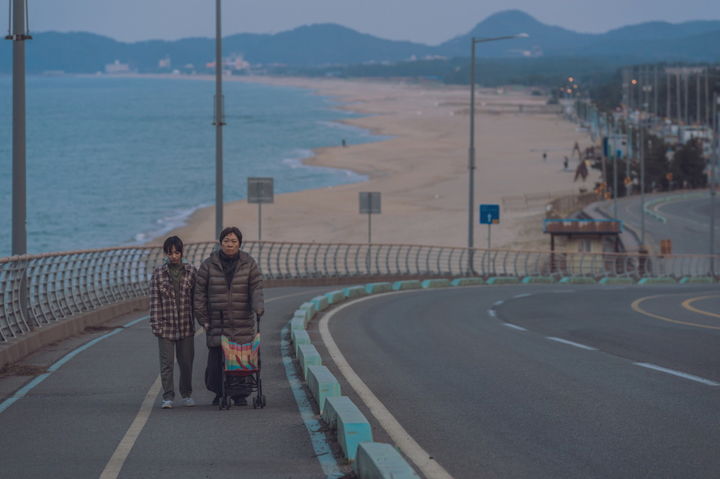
[468,33,528,273]
[213,0,226,240]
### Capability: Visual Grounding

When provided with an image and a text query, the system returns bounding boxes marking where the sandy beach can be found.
[166,76,599,250]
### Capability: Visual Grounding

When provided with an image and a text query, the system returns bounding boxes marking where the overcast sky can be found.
[26,1,720,45]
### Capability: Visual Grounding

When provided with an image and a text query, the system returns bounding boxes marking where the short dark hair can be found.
[163,236,184,255]
[219,226,243,245]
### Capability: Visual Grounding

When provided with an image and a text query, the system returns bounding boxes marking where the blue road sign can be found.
[480,204,500,225]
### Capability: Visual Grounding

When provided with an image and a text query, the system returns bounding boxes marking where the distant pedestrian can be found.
[542,151,547,162]
[341,139,347,147]
[563,156,569,170]
[195,226,265,406]
[150,235,197,409]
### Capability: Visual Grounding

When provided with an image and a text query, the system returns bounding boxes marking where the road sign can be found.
[359,192,381,214]
[248,177,274,204]
[480,204,500,225]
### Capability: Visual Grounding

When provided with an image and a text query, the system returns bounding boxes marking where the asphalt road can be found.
[324,284,720,479]
[600,192,720,254]
[0,286,341,479]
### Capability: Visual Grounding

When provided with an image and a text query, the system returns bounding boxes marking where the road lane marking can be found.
[513,293,532,299]
[632,295,720,330]
[504,323,527,331]
[320,294,455,479]
[682,295,720,319]
[493,300,504,307]
[546,337,597,351]
[98,290,329,479]
[487,309,496,318]
[100,375,162,479]
[634,363,720,387]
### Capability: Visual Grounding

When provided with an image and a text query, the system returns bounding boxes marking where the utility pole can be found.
[7,0,30,255]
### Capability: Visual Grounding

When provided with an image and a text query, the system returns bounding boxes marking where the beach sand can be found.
[166,76,599,250]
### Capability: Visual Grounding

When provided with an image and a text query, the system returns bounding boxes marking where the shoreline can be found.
[140,74,599,250]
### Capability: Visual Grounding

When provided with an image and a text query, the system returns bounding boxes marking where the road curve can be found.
[323,284,720,479]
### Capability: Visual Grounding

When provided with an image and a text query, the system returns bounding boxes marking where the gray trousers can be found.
[158,336,194,401]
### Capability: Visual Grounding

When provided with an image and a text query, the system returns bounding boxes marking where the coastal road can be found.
[0,286,346,479]
[598,192,720,254]
[321,284,720,479]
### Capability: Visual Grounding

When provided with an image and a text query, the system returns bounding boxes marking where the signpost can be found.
[248,177,274,241]
[479,204,500,249]
[359,192,381,244]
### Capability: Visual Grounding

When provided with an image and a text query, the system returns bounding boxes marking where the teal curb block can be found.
[365,282,393,294]
[421,279,451,288]
[299,302,317,315]
[293,309,311,325]
[559,276,596,284]
[297,344,322,381]
[344,285,368,299]
[322,396,372,461]
[599,277,635,285]
[292,329,311,356]
[680,276,715,284]
[354,442,420,479]
[392,280,422,291]
[450,277,485,286]
[638,277,677,285]
[307,365,341,414]
[325,290,345,305]
[311,295,330,311]
[487,276,520,285]
[521,276,555,284]
[290,317,306,334]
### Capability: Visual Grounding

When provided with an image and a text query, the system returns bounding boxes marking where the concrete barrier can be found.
[307,365,341,414]
[450,277,484,286]
[521,276,555,284]
[293,309,312,325]
[344,285,368,299]
[325,290,345,305]
[486,276,520,285]
[559,276,596,284]
[365,282,393,294]
[638,277,677,285]
[299,302,317,318]
[322,396,373,461]
[599,277,635,285]
[679,276,715,284]
[297,344,322,380]
[354,442,420,479]
[392,280,421,291]
[291,329,311,356]
[311,295,330,312]
[421,279,450,289]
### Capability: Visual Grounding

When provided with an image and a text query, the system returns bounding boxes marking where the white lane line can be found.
[493,300,504,307]
[487,309,496,318]
[513,293,532,299]
[634,363,720,387]
[546,337,597,351]
[320,295,454,479]
[99,376,162,479]
[504,323,527,331]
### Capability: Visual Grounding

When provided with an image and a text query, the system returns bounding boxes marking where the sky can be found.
[25,1,720,45]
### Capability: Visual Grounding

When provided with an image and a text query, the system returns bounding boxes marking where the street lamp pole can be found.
[468,33,527,273]
[214,0,225,240]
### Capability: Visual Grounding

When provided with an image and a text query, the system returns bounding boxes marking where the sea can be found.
[0,76,381,257]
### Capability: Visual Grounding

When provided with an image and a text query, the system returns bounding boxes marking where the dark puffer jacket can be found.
[194,251,265,348]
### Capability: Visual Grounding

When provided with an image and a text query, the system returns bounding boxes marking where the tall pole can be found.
[8,0,29,255]
[711,94,718,276]
[640,122,645,246]
[468,38,477,273]
[214,0,224,240]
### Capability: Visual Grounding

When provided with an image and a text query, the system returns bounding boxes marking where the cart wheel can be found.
[219,396,228,410]
[252,396,260,409]
[260,395,267,408]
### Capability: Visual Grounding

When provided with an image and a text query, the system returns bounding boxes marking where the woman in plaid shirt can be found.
[150,236,198,409]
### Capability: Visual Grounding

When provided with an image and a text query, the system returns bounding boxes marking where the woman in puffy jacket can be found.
[194,226,265,406]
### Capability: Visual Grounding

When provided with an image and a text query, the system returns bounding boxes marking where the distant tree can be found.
[641,134,670,191]
[671,139,707,189]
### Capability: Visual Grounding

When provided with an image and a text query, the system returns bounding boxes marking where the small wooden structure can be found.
[544,219,623,274]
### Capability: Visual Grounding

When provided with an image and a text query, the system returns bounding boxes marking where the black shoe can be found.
[233,397,248,406]
[212,395,221,406]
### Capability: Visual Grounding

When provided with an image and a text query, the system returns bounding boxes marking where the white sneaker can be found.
[161,400,173,409]
[183,397,195,407]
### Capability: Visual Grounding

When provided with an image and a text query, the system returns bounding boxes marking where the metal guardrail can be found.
[1,241,718,343]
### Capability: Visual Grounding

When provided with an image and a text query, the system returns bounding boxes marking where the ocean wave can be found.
[131,203,210,245]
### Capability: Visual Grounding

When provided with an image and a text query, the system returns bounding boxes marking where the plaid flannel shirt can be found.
[149,263,197,340]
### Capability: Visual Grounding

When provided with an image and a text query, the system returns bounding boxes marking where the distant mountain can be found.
[1,10,719,74]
